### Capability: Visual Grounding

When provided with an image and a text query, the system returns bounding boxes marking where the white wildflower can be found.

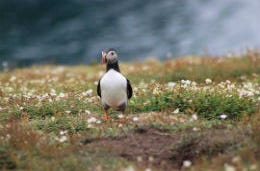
[58,93,66,98]
[42,93,49,99]
[167,82,176,88]
[65,110,71,114]
[192,127,200,131]
[218,83,225,89]
[191,81,197,86]
[181,80,191,85]
[51,116,56,122]
[227,84,235,90]
[247,91,254,97]
[50,89,57,96]
[220,114,227,120]
[87,117,97,123]
[226,80,231,84]
[144,100,151,105]
[87,124,94,128]
[192,114,198,120]
[231,156,241,163]
[249,164,257,170]
[96,120,101,124]
[85,110,91,115]
[60,130,67,135]
[9,76,17,82]
[82,89,93,96]
[133,117,139,122]
[133,87,138,92]
[172,108,179,114]
[118,114,124,119]
[224,163,236,171]
[205,78,212,84]
[58,135,68,143]
[145,168,152,171]
[152,87,160,95]
[183,160,192,168]
[238,89,247,97]
[148,156,154,162]
[124,166,135,171]
[244,82,253,88]
[137,156,143,162]
[6,134,11,140]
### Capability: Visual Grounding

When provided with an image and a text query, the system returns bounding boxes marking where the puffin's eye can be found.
[111,52,114,55]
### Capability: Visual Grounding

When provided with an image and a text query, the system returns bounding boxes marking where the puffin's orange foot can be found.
[103,110,111,121]
[103,116,112,121]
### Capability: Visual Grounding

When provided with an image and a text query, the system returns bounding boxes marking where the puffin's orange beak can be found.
[101,51,106,64]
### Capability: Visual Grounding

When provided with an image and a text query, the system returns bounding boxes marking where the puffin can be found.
[97,48,133,120]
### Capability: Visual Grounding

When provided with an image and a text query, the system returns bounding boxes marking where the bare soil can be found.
[83,126,246,170]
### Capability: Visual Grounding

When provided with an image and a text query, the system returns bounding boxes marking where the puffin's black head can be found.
[101,48,118,64]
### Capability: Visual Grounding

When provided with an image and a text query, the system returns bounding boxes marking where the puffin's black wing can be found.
[127,79,132,99]
[97,79,101,97]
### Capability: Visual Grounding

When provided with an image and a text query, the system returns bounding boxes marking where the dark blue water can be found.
[0,0,259,67]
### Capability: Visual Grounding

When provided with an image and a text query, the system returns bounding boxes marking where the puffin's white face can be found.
[102,50,118,64]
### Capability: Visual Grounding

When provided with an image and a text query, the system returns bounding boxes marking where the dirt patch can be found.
[83,126,246,170]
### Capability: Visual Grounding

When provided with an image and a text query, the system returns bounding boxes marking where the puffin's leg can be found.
[103,104,111,120]
[104,109,111,120]
[117,103,126,122]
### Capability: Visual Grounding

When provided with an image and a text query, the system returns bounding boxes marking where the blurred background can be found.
[0,0,259,67]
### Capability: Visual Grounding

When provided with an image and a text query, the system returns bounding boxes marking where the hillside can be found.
[0,50,260,171]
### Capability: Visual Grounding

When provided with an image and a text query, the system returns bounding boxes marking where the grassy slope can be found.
[0,50,260,171]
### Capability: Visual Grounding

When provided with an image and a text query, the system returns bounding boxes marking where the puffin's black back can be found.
[126,79,132,99]
[106,60,120,72]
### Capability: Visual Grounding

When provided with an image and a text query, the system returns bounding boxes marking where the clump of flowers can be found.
[129,78,258,120]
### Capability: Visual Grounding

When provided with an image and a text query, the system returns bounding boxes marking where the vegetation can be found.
[1,50,260,170]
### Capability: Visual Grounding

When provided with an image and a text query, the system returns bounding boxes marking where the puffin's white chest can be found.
[100,69,127,108]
